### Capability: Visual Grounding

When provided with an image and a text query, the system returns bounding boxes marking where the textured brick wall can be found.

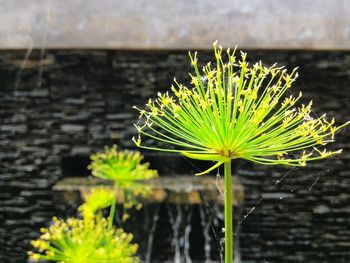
[0,50,349,262]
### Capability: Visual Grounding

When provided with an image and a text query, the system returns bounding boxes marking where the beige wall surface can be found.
[0,0,349,50]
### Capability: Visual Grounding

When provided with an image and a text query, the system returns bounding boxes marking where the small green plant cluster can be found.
[29,146,157,262]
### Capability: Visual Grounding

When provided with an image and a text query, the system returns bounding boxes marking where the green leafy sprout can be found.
[133,42,349,262]
[79,187,116,220]
[88,145,158,224]
[28,216,139,263]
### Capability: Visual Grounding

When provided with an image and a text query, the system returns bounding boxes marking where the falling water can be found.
[199,203,213,262]
[183,207,193,263]
[167,204,194,263]
[145,205,160,263]
[138,201,240,263]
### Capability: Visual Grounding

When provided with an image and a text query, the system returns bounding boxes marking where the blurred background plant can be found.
[88,145,158,222]
[78,187,115,220]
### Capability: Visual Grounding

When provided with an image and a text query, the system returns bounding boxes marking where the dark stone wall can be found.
[0,49,349,262]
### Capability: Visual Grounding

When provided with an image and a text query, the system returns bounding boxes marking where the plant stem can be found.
[224,160,233,263]
[108,185,118,229]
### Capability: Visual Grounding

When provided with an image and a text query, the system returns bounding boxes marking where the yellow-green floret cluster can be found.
[89,145,158,184]
[28,216,139,263]
[78,188,116,219]
[133,42,349,174]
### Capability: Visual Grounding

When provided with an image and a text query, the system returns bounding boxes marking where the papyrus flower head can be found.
[28,216,138,263]
[89,145,158,184]
[88,145,158,218]
[133,42,349,175]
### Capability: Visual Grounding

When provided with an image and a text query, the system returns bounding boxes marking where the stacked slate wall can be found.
[0,50,349,262]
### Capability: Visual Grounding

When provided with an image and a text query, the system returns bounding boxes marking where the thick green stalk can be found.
[224,160,233,263]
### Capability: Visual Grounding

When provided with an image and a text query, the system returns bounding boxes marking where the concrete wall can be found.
[1,0,350,50]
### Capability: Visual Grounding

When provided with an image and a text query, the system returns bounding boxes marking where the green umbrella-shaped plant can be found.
[133,42,349,262]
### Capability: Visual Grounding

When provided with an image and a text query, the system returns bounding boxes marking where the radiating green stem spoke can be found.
[224,161,233,263]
